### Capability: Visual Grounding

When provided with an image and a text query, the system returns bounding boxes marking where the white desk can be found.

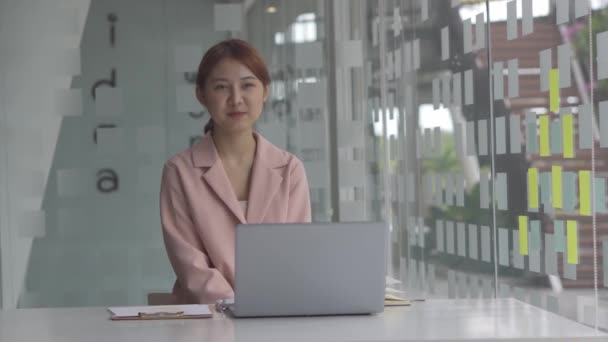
[1,299,605,341]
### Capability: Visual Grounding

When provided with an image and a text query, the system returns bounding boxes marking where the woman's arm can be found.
[287,159,312,223]
[160,163,234,304]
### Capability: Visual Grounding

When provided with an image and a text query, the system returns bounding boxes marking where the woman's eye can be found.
[214,84,227,90]
[243,83,255,89]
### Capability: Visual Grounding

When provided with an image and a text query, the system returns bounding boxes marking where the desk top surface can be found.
[1,299,605,342]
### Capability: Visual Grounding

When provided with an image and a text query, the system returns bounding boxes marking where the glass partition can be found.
[1,0,608,332]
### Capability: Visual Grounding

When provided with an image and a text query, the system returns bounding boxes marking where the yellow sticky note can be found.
[563,114,574,158]
[579,170,591,216]
[552,165,563,209]
[528,168,539,209]
[566,220,578,264]
[519,216,528,256]
[539,115,550,157]
[549,68,560,113]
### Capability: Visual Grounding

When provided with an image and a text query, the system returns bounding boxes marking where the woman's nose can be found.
[229,87,243,105]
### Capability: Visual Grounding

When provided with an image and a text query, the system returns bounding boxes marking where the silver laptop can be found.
[224,222,388,317]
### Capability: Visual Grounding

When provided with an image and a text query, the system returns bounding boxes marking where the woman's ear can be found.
[263,85,270,102]
[195,86,206,107]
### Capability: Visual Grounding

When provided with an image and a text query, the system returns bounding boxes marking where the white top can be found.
[239,200,248,216]
[0,299,604,341]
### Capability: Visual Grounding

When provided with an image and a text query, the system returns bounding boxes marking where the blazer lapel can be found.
[192,134,246,224]
[246,133,287,223]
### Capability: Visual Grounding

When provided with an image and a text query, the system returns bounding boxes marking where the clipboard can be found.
[108,305,213,320]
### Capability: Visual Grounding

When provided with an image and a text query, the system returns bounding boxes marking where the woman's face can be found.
[197,58,268,134]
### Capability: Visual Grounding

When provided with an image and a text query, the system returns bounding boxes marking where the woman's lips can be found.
[228,112,246,118]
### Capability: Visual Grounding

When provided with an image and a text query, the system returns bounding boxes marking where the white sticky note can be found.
[481,225,492,262]
[510,115,522,153]
[95,87,123,116]
[540,49,552,92]
[57,168,89,197]
[434,126,442,157]
[556,0,569,25]
[499,228,509,266]
[19,210,46,238]
[478,119,488,156]
[475,13,486,50]
[601,101,608,148]
[442,73,451,108]
[54,89,82,116]
[507,1,517,40]
[545,233,558,275]
[176,85,199,113]
[214,4,243,31]
[96,127,125,155]
[468,224,478,260]
[575,0,589,18]
[441,26,450,61]
[508,58,519,98]
[452,72,462,106]
[456,175,465,206]
[493,61,504,100]
[463,19,473,53]
[522,0,534,35]
[496,172,508,210]
[432,78,441,110]
[457,223,467,257]
[496,116,506,154]
[480,170,489,209]
[598,32,608,80]
[578,103,592,149]
[454,123,464,160]
[446,174,454,206]
[446,221,455,254]
[340,40,363,68]
[435,220,445,252]
[558,44,571,88]
[174,45,203,72]
[464,69,474,105]
[513,231,524,269]
[421,0,429,21]
[295,42,323,69]
[466,121,476,156]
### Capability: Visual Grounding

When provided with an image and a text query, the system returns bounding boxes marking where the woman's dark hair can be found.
[196,39,271,134]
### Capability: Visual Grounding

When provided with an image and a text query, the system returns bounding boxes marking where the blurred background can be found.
[2,0,608,331]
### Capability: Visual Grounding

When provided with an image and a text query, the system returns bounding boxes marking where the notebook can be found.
[108,304,212,320]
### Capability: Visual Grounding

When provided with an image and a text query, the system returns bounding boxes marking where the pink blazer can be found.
[160,132,312,304]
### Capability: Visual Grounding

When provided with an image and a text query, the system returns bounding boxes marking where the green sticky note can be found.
[566,220,578,264]
[563,114,575,158]
[550,68,560,113]
[519,215,529,256]
[552,165,563,209]
[539,115,550,157]
[579,170,591,216]
[554,220,565,252]
[528,168,539,209]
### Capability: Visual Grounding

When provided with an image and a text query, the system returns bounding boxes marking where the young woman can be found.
[160,39,311,304]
